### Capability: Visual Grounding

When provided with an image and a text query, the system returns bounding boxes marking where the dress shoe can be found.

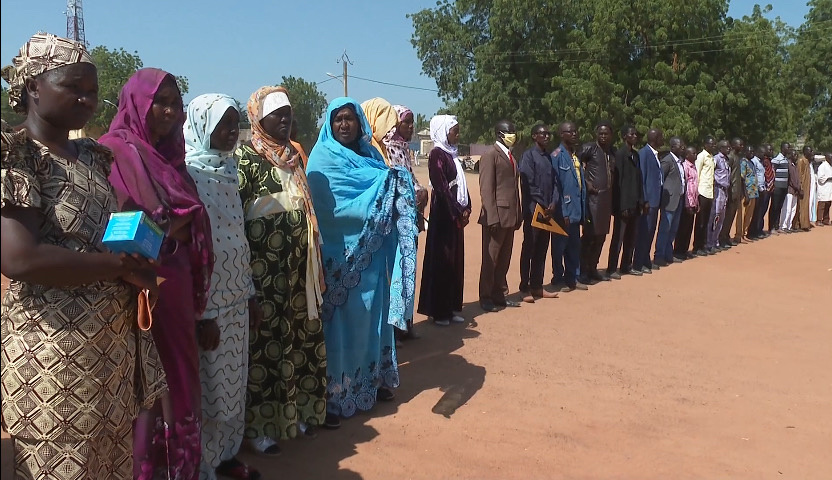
[623,268,642,276]
[479,301,497,312]
[574,282,589,290]
[451,315,465,323]
[640,267,653,274]
[607,270,622,280]
[685,252,696,260]
[531,288,558,299]
[705,247,717,255]
[433,317,450,326]
[653,260,668,268]
[673,254,686,262]
[495,300,521,308]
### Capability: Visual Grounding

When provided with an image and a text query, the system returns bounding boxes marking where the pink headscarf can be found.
[99,68,213,316]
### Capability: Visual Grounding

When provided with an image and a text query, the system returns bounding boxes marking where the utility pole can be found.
[337,51,352,97]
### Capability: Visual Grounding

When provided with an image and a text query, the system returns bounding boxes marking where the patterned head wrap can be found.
[1,33,93,113]
[393,105,413,123]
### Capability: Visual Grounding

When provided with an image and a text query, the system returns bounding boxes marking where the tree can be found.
[415,112,429,134]
[1,86,26,125]
[790,0,832,151]
[279,76,328,152]
[410,0,799,147]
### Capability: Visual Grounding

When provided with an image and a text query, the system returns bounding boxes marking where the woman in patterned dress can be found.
[305,97,418,418]
[0,33,165,480]
[236,86,330,453]
[100,68,213,480]
[183,94,262,480]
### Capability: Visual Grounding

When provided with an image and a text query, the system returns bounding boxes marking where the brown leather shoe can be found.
[531,289,558,299]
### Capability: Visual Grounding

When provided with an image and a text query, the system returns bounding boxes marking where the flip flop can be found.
[216,457,262,480]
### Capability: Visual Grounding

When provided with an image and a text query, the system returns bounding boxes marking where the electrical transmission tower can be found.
[66,0,86,46]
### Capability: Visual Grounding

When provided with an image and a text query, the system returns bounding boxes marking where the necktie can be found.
[508,151,516,170]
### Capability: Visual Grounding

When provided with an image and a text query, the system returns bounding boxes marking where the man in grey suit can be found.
[653,136,686,266]
[478,119,522,312]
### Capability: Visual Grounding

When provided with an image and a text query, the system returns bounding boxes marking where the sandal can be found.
[323,412,341,430]
[216,457,261,480]
[249,436,281,456]
[377,387,396,402]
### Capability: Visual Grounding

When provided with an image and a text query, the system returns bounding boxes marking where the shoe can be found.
[578,274,596,285]
[531,288,558,299]
[377,388,396,402]
[217,458,262,480]
[495,300,521,308]
[574,282,589,290]
[298,421,318,439]
[692,249,706,257]
[323,413,341,430]
[451,315,465,323]
[673,254,686,262]
[607,270,622,280]
[641,267,653,274]
[685,252,696,260]
[623,268,642,276]
[434,317,450,326]
[479,301,497,312]
[593,271,612,282]
[250,436,281,456]
[653,260,667,268]
[706,247,717,255]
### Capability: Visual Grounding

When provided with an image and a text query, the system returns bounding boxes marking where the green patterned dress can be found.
[236,144,327,440]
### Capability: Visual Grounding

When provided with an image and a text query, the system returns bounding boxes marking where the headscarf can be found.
[382,104,414,171]
[306,97,417,328]
[1,32,93,113]
[183,93,239,179]
[429,114,468,206]
[361,97,400,166]
[246,85,325,316]
[99,68,213,317]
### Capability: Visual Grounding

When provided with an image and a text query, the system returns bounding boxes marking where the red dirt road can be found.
[3,167,831,479]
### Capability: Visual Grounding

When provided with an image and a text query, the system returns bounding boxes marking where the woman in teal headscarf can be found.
[305,97,418,418]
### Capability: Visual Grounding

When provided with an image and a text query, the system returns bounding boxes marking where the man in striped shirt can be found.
[770,142,792,233]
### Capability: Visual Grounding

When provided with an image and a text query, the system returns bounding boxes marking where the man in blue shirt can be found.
[633,128,664,274]
[551,122,588,292]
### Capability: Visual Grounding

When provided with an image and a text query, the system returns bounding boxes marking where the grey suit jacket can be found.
[478,144,522,229]
[660,153,684,212]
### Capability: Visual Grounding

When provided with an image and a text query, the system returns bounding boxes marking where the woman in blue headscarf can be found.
[305,97,418,418]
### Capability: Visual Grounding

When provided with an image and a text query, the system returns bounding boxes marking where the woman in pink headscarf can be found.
[100,68,213,480]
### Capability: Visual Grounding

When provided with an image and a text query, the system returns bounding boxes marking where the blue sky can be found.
[1,0,812,121]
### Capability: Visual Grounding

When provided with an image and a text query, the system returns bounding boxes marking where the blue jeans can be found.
[633,206,659,270]
[551,223,581,286]
[654,205,682,263]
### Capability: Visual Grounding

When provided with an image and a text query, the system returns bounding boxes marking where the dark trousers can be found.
[674,208,696,255]
[655,205,682,263]
[633,206,659,270]
[607,214,639,273]
[720,196,740,244]
[551,223,581,287]
[769,188,787,231]
[580,231,607,279]
[519,218,551,292]
[693,195,713,250]
[819,201,831,224]
[479,226,514,304]
[752,190,771,235]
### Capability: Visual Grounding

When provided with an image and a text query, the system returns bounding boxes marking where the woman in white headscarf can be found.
[416,115,471,326]
[184,94,262,480]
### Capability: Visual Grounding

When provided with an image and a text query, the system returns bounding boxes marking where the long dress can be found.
[183,94,253,480]
[0,125,166,480]
[794,155,811,229]
[306,97,418,418]
[237,144,327,439]
[418,147,470,319]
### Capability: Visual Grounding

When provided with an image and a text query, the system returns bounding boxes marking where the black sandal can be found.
[216,457,262,480]
[377,387,396,402]
[323,412,341,430]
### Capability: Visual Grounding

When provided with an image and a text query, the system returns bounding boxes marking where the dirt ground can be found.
[3,165,831,479]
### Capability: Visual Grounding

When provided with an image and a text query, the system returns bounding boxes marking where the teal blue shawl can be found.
[306,97,417,329]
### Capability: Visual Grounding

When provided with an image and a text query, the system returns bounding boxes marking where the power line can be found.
[345,74,439,93]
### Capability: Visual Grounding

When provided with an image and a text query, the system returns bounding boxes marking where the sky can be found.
[0,0,813,121]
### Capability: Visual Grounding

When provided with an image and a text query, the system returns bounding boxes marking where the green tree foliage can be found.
[790,0,832,151]
[279,75,328,152]
[410,0,811,148]
[415,112,429,134]
[0,86,26,125]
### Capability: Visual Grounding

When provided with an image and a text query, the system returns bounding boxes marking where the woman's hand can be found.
[248,297,264,331]
[197,319,221,351]
[416,189,429,209]
[118,253,158,293]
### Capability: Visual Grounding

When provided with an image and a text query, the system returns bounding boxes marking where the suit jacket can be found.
[727,152,744,200]
[552,144,586,224]
[660,153,684,212]
[613,145,644,215]
[638,144,663,209]
[519,145,560,220]
[478,143,522,229]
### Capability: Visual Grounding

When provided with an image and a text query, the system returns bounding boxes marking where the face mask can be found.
[502,133,516,147]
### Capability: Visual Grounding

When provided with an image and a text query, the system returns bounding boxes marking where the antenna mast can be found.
[66,0,86,46]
